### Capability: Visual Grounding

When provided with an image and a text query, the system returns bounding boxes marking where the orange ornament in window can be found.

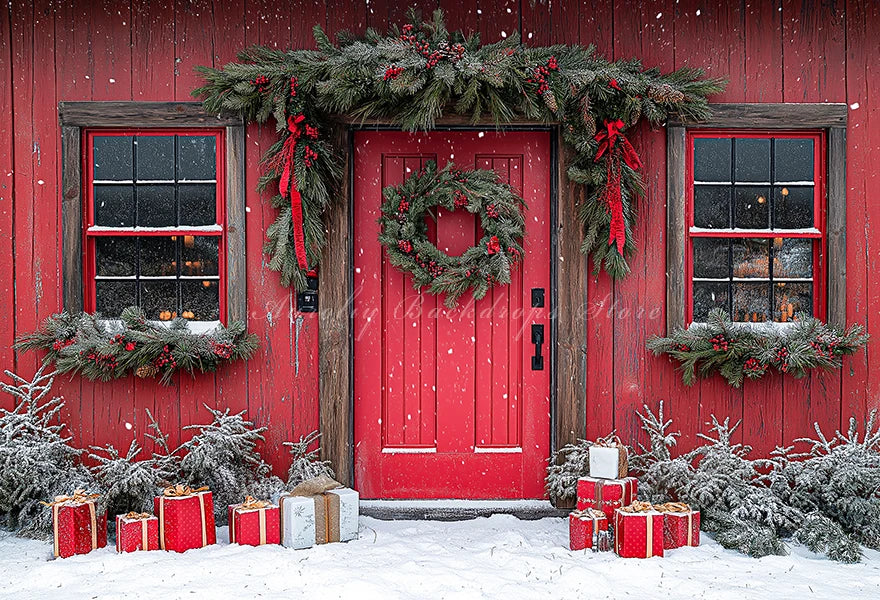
[158,310,172,321]
[182,311,195,319]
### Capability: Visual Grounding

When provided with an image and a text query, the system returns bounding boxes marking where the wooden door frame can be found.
[319,119,586,501]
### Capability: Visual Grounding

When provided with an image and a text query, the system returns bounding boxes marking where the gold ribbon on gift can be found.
[572,508,605,538]
[120,512,153,551]
[654,502,695,546]
[162,484,209,497]
[619,501,655,513]
[122,511,153,520]
[157,488,209,550]
[594,435,629,479]
[239,496,271,510]
[42,490,100,558]
[615,502,657,558]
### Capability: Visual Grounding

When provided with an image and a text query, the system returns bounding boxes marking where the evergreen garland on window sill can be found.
[14,307,258,385]
[647,309,868,387]
[193,8,724,289]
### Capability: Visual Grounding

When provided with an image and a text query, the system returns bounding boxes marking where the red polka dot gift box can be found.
[228,496,281,547]
[43,490,107,559]
[576,476,638,521]
[655,502,701,549]
[115,511,159,553]
[569,508,610,551]
[613,502,665,559]
[154,485,216,553]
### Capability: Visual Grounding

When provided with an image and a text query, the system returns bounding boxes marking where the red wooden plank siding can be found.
[0,0,877,485]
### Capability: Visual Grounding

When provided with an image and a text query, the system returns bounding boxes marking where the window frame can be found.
[667,103,847,331]
[685,129,827,324]
[59,102,247,326]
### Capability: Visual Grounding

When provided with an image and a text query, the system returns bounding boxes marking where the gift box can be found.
[589,436,628,479]
[655,502,700,549]
[115,512,159,553]
[279,475,359,549]
[228,496,280,547]
[576,476,638,521]
[44,490,107,559]
[613,502,664,559]
[569,509,609,551]
[154,485,216,553]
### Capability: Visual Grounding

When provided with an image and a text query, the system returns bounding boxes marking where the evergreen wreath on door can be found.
[378,161,526,307]
[193,9,725,290]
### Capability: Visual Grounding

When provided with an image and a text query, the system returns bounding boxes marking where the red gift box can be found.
[115,512,159,553]
[45,491,107,559]
[228,497,280,547]
[613,503,664,559]
[154,485,216,553]
[576,476,638,521]
[655,502,700,549]
[569,509,609,551]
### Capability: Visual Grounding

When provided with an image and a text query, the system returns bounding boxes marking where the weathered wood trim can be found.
[669,103,847,129]
[225,125,247,324]
[666,127,687,331]
[61,126,83,313]
[58,101,243,128]
[319,124,353,486]
[554,128,587,470]
[827,126,847,328]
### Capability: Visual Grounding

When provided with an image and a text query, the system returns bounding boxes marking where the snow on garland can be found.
[378,161,525,307]
[647,309,868,387]
[193,9,724,289]
[14,307,258,385]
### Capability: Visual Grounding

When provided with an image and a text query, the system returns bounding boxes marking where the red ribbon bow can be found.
[279,114,310,271]
[593,119,642,170]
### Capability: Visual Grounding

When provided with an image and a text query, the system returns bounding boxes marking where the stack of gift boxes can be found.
[45,476,360,559]
[569,436,700,558]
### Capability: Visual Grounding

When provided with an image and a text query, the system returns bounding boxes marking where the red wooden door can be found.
[353,130,552,499]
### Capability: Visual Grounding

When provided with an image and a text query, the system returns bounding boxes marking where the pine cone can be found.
[648,83,685,104]
[579,93,591,122]
[629,100,642,127]
[542,89,558,113]
[583,114,596,138]
[136,363,158,379]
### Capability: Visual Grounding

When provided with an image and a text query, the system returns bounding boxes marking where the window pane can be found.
[693,186,731,229]
[94,185,135,227]
[693,282,729,321]
[773,186,814,229]
[136,184,176,227]
[178,136,216,180]
[136,136,175,181]
[731,238,769,278]
[93,136,132,181]
[693,238,729,278]
[140,281,178,320]
[733,282,770,322]
[181,236,219,276]
[773,238,813,279]
[178,184,216,226]
[96,280,136,317]
[734,186,770,229]
[140,236,178,276]
[774,139,814,182]
[734,138,770,182]
[96,237,136,276]
[774,282,812,322]
[181,280,220,321]
[693,138,731,182]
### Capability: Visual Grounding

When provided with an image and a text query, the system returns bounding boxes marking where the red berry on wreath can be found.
[486,204,499,219]
[486,236,501,255]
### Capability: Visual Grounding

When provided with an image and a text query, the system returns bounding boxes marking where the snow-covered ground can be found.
[2,515,879,600]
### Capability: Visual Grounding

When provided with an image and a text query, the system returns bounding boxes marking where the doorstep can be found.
[360,499,568,521]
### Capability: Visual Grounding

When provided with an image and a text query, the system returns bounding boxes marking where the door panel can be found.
[353,130,551,499]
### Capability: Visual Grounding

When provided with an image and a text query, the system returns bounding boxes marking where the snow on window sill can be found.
[98,318,222,335]
[687,320,799,334]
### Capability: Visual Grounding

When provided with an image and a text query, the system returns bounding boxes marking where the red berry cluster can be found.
[210,341,234,359]
[84,351,118,371]
[486,204,500,219]
[710,334,732,352]
[398,198,411,214]
[527,56,559,96]
[414,253,445,278]
[486,274,495,284]
[675,343,691,352]
[507,246,520,259]
[303,145,319,168]
[305,124,319,139]
[743,357,767,375]
[154,345,177,370]
[398,23,444,69]
[52,337,75,351]
[453,190,468,208]
[289,76,298,97]
[486,236,501,255]
[775,347,790,372]
[253,74,270,93]
[384,65,404,81]
[809,336,839,358]
[397,239,413,254]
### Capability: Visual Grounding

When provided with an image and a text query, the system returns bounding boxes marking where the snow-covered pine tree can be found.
[177,405,271,523]
[629,402,692,503]
[545,438,593,504]
[0,366,94,537]
[89,440,164,515]
[283,429,334,488]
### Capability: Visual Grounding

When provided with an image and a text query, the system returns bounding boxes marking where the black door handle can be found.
[531,324,544,371]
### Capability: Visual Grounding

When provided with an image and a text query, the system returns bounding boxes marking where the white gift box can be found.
[279,495,317,550]
[589,445,626,479]
[328,487,359,542]
[279,487,359,549]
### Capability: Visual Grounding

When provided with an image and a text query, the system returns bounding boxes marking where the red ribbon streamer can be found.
[279,114,309,271]
[594,119,642,170]
[594,119,643,255]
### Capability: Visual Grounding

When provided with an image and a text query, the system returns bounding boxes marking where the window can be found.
[59,102,246,326]
[85,130,225,323]
[666,104,847,331]
[687,132,824,323]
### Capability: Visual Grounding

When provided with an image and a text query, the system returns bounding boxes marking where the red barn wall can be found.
[0,0,877,477]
